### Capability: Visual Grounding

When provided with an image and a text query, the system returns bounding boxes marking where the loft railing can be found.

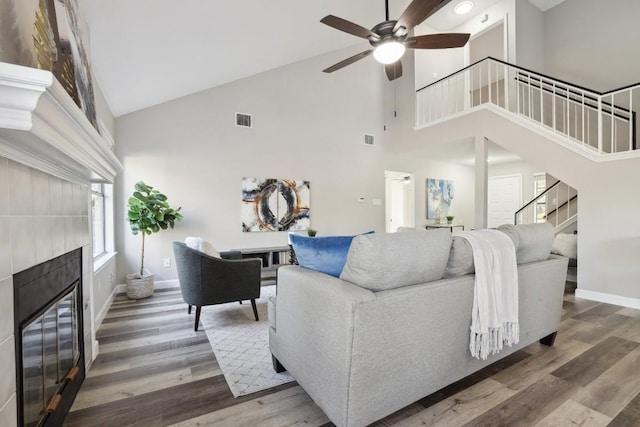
[416,57,639,158]
[515,179,577,230]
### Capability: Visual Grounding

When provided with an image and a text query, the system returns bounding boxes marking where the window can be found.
[91,183,106,258]
[533,173,546,223]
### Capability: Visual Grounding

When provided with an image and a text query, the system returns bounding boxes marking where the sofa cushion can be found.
[396,226,426,232]
[443,226,527,277]
[551,232,577,259]
[289,232,373,278]
[443,236,475,277]
[497,223,554,264]
[340,229,451,291]
[267,296,277,330]
[185,236,220,258]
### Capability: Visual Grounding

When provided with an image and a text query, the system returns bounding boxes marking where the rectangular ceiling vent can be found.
[364,134,375,146]
[235,112,252,128]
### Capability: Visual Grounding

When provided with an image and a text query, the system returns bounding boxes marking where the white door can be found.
[488,174,522,228]
[385,171,415,232]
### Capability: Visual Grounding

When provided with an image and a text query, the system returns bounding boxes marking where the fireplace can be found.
[1,61,122,425]
[13,249,85,427]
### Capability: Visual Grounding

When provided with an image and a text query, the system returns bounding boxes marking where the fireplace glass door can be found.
[21,284,80,427]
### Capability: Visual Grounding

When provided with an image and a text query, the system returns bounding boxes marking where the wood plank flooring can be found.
[65,281,640,426]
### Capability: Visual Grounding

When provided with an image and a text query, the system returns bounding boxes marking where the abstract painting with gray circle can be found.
[242,178,310,232]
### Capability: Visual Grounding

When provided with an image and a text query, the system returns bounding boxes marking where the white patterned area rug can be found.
[199,285,294,397]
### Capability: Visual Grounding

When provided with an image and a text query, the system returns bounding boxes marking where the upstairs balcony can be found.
[415,57,639,162]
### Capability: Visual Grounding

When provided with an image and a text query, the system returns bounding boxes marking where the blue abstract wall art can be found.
[426,178,454,219]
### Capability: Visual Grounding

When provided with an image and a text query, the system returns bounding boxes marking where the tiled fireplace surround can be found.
[0,158,92,425]
[0,61,122,426]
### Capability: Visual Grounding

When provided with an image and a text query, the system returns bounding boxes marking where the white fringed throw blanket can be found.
[458,229,519,360]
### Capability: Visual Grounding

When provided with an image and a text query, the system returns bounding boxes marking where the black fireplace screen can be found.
[21,283,79,426]
[14,248,85,427]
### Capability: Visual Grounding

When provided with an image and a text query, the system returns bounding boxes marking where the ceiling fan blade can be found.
[393,0,449,34]
[320,15,379,40]
[323,49,374,73]
[405,33,471,49]
[385,61,403,81]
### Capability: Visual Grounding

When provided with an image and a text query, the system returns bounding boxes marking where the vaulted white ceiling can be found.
[78,0,562,117]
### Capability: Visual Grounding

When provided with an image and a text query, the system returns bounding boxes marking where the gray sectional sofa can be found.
[268,224,568,427]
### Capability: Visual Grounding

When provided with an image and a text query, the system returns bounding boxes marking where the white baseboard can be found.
[575,289,640,310]
[154,279,180,289]
[95,285,124,329]
[111,279,178,296]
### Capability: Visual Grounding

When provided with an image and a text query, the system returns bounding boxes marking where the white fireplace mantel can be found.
[0,61,122,184]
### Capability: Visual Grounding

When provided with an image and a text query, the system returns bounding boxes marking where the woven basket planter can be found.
[126,271,154,299]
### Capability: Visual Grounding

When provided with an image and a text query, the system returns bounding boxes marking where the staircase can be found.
[416,57,639,161]
[412,57,640,306]
[514,179,577,233]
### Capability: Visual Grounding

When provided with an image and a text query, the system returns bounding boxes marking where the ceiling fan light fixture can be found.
[373,41,406,64]
[453,1,474,15]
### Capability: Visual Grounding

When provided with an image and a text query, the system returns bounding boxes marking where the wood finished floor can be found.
[65,280,640,427]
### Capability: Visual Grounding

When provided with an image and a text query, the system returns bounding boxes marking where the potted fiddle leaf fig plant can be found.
[126,181,183,299]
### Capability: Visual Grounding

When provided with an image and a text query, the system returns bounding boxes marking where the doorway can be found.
[487,174,522,228]
[385,171,415,232]
[469,21,505,63]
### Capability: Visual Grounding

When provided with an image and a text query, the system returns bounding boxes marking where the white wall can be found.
[115,46,390,281]
[539,0,640,304]
[93,257,117,327]
[414,0,517,91]
[543,0,640,91]
[387,49,476,230]
[114,44,478,282]
[515,0,545,70]
[414,23,466,91]
[415,107,640,304]
[386,153,476,229]
[470,23,504,63]
[110,0,640,303]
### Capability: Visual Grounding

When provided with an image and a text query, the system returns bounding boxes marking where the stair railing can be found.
[514,179,577,230]
[416,57,639,158]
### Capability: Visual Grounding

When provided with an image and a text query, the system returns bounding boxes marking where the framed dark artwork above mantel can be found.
[242,177,310,232]
[32,0,97,129]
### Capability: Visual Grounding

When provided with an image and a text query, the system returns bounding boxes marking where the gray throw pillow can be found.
[443,236,475,277]
[340,230,451,291]
[497,223,554,264]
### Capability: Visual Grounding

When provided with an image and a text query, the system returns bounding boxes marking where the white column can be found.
[474,136,488,230]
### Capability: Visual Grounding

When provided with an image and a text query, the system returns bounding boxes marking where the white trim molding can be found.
[0,61,122,184]
[576,288,640,310]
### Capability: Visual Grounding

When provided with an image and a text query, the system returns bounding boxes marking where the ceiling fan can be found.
[321,0,471,81]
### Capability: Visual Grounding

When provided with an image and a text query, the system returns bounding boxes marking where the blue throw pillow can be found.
[289,232,373,278]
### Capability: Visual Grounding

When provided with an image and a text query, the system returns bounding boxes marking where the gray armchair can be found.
[173,242,262,331]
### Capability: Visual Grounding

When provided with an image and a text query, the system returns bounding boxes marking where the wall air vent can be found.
[235,112,252,128]
[364,134,375,146]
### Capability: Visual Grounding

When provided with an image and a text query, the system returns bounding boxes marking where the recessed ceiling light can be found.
[453,1,474,15]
